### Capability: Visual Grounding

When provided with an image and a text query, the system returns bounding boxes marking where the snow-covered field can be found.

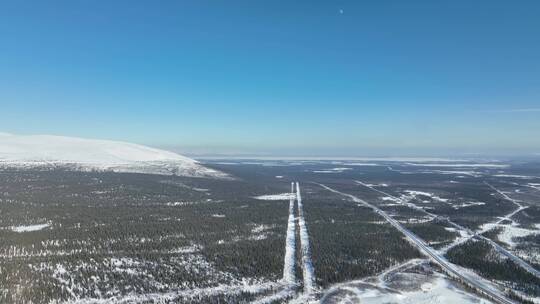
[405,163,508,168]
[0,133,227,178]
[312,167,352,173]
[321,271,492,304]
[403,190,449,203]
[10,223,50,232]
[479,223,540,248]
[254,193,296,200]
[452,201,486,209]
[494,174,538,179]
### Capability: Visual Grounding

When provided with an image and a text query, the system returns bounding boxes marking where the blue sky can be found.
[1,1,539,156]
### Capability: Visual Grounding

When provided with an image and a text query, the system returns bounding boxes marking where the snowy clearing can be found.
[404,190,449,203]
[452,201,486,209]
[479,223,540,248]
[312,168,352,173]
[254,193,296,200]
[405,163,508,168]
[64,281,281,304]
[341,162,380,166]
[320,274,492,304]
[11,223,50,232]
[494,174,538,179]
[429,170,483,177]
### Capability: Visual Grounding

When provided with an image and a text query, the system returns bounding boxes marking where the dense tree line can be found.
[447,239,540,299]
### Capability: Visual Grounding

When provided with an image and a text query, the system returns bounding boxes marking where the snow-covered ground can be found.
[529,183,540,188]
[312,167,352,173]
[197,156,468,162]
[254,193,296,200]
[429,170,483,177]
[341,162,380,166]
[10,223,50,232]
[0,133,227,178]
[321,272,492,304]
[403,190,449,203]
[452,201,486,209]
[405,163,507,168]
[494,174,538,179]
[479,223,540,248]
[27,243,279,304]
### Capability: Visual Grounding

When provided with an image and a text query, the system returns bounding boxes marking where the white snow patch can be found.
[429,170,482,177]
[494,174,538,179]
[404,190,449,203]
[166,201,200,207]
[313,167,352,173]
[405,163,508,168]
[331,167,352,171]
[452,201,486,209]
[321,275,492,304]
[195,156,467,162]
[11,223,50,232]
[341,163,380,166]
[479,223,540,248]
[254,193,296,200]
[528,183,540,191]
[169,245,201,254]
[65,281,281,304]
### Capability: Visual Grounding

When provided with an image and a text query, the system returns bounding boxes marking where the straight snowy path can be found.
[318,183,515,304]
[251,183,299,304]
[283,182,297,284]
[296,182,317,295]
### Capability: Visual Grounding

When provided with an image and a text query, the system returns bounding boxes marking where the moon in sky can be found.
[339,9,344,14]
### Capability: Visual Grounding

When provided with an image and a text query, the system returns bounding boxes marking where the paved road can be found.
[318,183,516,304]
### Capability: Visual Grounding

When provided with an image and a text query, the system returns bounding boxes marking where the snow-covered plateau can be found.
[0,133,227,178]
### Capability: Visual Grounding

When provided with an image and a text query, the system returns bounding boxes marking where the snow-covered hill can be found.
[0,133,227,178]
